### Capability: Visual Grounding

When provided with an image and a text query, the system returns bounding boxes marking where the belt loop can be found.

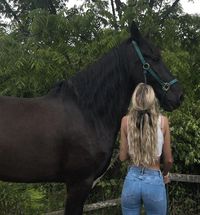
[141,167,145,175]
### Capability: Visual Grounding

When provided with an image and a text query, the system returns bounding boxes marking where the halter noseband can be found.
[132,41,177,91]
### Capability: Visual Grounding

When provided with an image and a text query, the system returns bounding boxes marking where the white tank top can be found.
[157,115,164,157]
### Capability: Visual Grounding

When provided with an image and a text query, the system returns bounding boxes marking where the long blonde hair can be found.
[127,83,160,166]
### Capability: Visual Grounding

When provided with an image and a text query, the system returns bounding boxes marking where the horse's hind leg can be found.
[64,177,93,215]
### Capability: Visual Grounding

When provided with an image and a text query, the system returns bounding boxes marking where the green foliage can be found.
[0,182,43,215]
[0,182,65,214]
[170,99,200,172]
[168,182,200,215]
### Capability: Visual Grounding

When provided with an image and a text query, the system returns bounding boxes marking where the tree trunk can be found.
[114,0,123,20]
[110,0,118,30]
[1,0,21,25]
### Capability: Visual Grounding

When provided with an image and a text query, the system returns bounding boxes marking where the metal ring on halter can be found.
[162,83,170,91]
[143,63,150,70]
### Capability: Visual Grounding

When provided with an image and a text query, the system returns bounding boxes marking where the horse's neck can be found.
[71,44,135,132]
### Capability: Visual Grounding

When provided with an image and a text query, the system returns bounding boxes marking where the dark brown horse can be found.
[0,23,183,215]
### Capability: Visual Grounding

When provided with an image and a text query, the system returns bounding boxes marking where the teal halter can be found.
[132,41,177,91]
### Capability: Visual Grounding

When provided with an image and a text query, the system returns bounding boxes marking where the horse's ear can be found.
[130,21,142,43]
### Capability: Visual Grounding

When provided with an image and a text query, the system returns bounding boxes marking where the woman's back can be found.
[121,114,164,170]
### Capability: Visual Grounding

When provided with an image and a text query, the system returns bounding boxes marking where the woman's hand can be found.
[163,172,170,184]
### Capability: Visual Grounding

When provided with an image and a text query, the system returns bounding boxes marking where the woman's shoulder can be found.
[160,114,169,123]
[121,115,129,123]
[160,114,169,131]
[121,115,129,128]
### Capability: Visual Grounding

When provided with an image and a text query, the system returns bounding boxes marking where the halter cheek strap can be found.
[132,41,178,92]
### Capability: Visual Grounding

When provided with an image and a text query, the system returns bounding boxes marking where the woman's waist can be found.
[129,160,160,170]
[128,165,161,176]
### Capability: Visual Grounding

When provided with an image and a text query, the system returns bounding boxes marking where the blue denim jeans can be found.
[121,166,167,215]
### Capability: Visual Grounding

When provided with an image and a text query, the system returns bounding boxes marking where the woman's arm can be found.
[162,116,173,182]
[119,116,129,161]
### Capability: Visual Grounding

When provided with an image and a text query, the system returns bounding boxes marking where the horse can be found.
[0,22,183,215]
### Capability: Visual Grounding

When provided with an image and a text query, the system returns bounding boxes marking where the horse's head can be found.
[127,22,183,111]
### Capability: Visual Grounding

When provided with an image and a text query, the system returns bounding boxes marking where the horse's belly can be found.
[0,155,62,183]
[0,134,63,182]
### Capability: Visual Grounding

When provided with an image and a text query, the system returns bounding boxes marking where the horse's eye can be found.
[153,57,160,62]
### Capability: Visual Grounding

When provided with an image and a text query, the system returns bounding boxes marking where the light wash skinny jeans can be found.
[121,166,167,215]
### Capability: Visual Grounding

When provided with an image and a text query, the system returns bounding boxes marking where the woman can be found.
[120,83,173,215]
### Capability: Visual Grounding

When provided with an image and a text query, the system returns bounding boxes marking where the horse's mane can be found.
[48,79,77,97]
[49,39,134,127]
[73,40,132,121]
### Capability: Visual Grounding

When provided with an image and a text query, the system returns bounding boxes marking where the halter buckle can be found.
[132,40,178,92]
[143,63,150,70]
[162,83,170,91]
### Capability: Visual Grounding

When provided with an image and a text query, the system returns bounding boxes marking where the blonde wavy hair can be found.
[127,83,160,166]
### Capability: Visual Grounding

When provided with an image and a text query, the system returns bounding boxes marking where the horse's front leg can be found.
[64,176,94,215]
